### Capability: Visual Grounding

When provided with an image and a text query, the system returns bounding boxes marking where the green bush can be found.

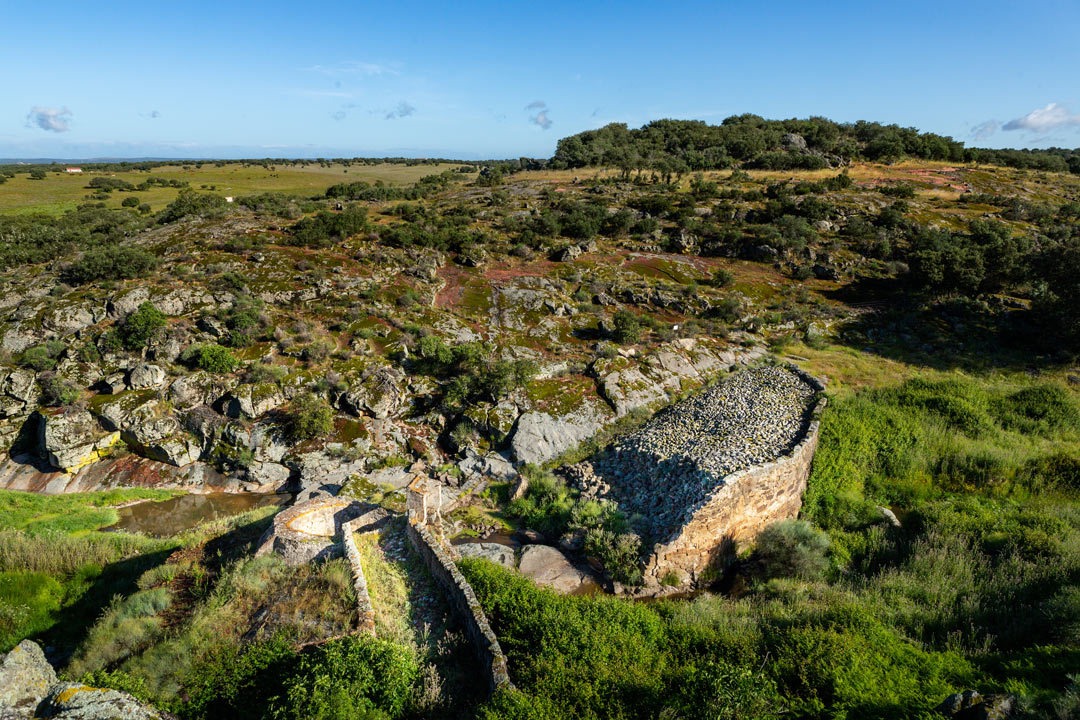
[158,190,229,223]
[584,528,643,585]
[18,340,66,371]
[41,375,81,406]
[181,344,240,374]
[611,309,642,344]
[993,383,1079,435]
[754,519,830,580]
[180,635,417,720]
[65,245,158,284]
[119,302,166,350]
[284,392,334,442]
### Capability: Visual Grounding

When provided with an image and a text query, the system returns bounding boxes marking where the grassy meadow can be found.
[0,161,474,216]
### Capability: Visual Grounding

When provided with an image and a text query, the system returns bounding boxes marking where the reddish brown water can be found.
[108,492,291,537]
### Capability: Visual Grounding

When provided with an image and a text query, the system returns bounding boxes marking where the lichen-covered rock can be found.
[510,400,612,466]
[166,372,236,410]
[0,640,56,716]
[94,391,159,433]
[107,287,151,318]
[37,410,120,472]
[37,682,166,719]
[138,433,201,467]
[0,368,37,418]
[42,301,106,335]
[339,367,405,419]
[457,542,516,568]
[457,450,517,482]
[127,364,167,390]
[223,383,285,419]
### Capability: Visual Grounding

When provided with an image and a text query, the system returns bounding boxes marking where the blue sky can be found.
[3,0,1080,159]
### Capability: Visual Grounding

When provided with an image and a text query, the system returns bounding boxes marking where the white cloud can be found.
[26,106,73,132]
[1003,102,1080,132]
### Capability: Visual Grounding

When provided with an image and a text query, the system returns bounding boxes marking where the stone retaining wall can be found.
[643,366,827,585]
[341,518,377,637]
[405,517,511,694]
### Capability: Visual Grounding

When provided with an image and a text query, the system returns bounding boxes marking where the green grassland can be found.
[0,161,473,216]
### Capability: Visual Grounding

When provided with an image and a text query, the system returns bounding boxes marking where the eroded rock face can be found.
[38,410,119,472]
[0,640,56,716]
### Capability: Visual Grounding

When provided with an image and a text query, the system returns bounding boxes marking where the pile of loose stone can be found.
[582,365,816,541]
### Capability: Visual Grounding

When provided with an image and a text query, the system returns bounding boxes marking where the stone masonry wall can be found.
[341,518,377,637]
[642,368,826,585]
[405,518,511,695]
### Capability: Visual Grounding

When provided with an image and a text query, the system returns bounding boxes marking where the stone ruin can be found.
[569,364,826,586]
[256,494,387,565]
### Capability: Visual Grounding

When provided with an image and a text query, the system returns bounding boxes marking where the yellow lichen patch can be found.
[56,684,100,704]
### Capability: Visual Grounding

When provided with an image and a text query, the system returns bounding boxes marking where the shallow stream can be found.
[108,492,291,537]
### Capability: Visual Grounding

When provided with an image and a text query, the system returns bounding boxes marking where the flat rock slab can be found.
[517,544,590,593]
[457,542,516,569]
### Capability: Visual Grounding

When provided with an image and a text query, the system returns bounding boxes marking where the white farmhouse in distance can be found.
[65,167,83,174]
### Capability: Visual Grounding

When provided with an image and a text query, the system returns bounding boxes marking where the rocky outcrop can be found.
[223,383,286,419]
[338,367,405,419]
[94,393,200,467]
[38,410,120,473]
[0,640,163,720]
[511,399,612,466]
[0,640,56,717]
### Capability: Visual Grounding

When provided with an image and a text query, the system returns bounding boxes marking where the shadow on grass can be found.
[39,546,176,666]
[822,276,1071,374]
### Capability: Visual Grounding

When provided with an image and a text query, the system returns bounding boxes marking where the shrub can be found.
[157,190,229,223]
[611,309,642,344]
[754,519,830,580]
[118,302,166,350]
[65,246,158,284]
[18,341,66,371]
[121,196,140,208]
[41,375,81,406]
[712,268,735,288]
[584,528,643,585]
[285,392,334,442]
[181,344,239,374]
